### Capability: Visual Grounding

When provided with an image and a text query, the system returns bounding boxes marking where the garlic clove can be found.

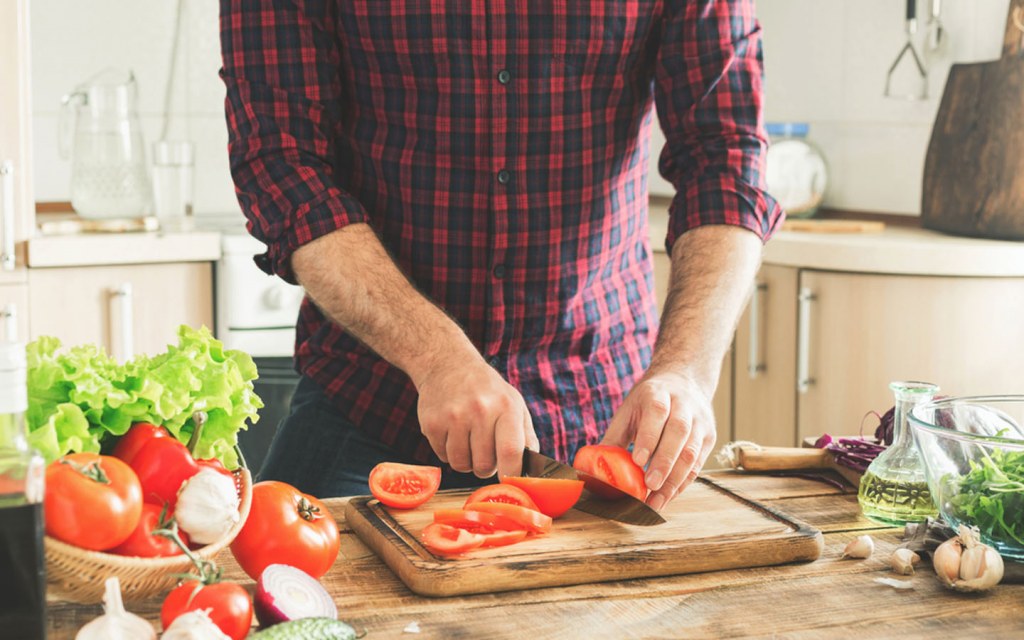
[933,526,1005,592]
[890,548,920,575]
[932,537,963,587]
[842,534,875,559]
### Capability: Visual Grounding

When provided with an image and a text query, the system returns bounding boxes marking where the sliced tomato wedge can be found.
[572,444,647,501]
[433,508,525,532]
[500,476,585,518]
[464,501,552,534]
[476,528,529,548]
[369,462,442,509]
[464,484,539,511]
[420,522,485,556]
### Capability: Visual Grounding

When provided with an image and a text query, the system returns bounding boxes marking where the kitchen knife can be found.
[521,449,666,526]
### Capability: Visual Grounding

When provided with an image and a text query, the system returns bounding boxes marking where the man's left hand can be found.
[601,370,717,511]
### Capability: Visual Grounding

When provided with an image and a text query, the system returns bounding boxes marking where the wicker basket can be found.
[45,468,253,604]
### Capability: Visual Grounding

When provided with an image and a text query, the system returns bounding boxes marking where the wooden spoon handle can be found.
[736,447,830,471]
[1002,0,1024,58]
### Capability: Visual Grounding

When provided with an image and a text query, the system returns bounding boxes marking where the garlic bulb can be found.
[842,535,875,559]
[161,610,231,640]
[890,548,920,575]
[933,525,1004,592]
[75,577,156,640]
[175,467,240,544]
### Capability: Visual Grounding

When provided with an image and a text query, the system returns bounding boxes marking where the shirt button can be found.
[496,169,511,185]
[497,69,511,85]
[492,263,507,279]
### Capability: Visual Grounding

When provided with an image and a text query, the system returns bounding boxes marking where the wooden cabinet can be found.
[733,266,1024,446]
[651,251,733,460]
[0,0,34,281]
[28,262,213,359]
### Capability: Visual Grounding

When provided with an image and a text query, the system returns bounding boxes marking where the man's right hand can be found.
[412,356,540,480]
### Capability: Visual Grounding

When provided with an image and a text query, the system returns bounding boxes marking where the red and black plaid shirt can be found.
[220,0,782,465]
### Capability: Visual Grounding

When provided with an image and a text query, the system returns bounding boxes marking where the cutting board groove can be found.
[345,476,823,597]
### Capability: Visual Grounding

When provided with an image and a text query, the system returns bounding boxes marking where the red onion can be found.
[254,564,338,628]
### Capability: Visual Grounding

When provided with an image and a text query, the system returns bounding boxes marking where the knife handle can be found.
[736,447,830,471]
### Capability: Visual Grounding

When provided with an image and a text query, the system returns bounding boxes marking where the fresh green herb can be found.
[26,325,263,468]
[949,448,1024,548]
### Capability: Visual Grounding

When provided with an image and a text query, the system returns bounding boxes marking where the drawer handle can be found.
[748,282,768,379]
[0,161,15,271]
[111,283,134,361]
[0,304,17,342]
[797,287,816,394]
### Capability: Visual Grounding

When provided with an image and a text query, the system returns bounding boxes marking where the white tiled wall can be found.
[649,0,1013,215]
[31,0,236,214]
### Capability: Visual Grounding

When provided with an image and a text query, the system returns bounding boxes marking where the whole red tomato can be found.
[44,453,143,551]
[109,503,190,558]
[112,422,171,464]
[129,437,199,507]
[230,481,341,580]
[161,580,252,640]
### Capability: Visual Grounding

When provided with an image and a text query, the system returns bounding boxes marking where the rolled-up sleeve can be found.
[654,0,784,250]
[220,0,369,283]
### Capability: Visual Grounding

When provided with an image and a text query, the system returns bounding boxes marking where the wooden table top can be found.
[46,472,1024,639]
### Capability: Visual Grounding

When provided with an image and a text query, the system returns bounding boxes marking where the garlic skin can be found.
[933,525,1004,592]
[842,535,875,559]
[75,577,156,640]
[175,467,240,544]
[890,548,920,575]
[161,610,231,640]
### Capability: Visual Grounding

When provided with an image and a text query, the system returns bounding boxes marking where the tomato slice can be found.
[464,501,552,534]
[476,528,529,548]
[572,445,647,501]
[420,522,486,556]
[500,476,585,518]
[433,508,525,532]
[369,462,442,509]
[464,484,539,511]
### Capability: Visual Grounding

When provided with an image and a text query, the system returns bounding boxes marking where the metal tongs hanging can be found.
[885,0,929,100]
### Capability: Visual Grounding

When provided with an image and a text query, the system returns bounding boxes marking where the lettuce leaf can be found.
[26,325,263,468]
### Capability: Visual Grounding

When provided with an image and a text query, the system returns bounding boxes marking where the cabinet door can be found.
[28,263,213,359]
[652,251,733,462]
[733,264,799,446]
[0,0,34,279]
[796,271,1024,442]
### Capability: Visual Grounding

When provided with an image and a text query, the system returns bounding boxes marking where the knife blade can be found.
[521,449,666,526]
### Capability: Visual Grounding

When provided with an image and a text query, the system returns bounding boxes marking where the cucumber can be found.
[249,617,359,640]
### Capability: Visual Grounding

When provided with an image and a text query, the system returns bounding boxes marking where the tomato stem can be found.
[153,523,223,585]
[185,410,208,457]
[61,458,110,485]
[297,497,323,522]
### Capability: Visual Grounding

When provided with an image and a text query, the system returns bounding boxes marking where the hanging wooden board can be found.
[345,476,824,597]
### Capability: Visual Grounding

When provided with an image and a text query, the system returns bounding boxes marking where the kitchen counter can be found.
[648,201,1024,277]
[26,229,221,268]
[45,473,1024,639]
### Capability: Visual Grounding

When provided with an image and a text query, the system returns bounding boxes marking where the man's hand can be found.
[602,371,716,511]
[413,357,540,479]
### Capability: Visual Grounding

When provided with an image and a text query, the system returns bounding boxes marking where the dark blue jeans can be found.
[257,376,494,498]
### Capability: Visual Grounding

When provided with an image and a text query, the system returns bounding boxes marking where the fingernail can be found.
[633,448,650,467]
[646,469,664,491]
[648,493,667,512]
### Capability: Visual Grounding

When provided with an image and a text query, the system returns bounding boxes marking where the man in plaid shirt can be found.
[220,0,783,508]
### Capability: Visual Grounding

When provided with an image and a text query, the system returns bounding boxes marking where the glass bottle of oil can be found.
[858,381,939,526]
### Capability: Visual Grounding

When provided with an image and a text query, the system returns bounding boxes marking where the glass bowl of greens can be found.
[910,396,1024,560]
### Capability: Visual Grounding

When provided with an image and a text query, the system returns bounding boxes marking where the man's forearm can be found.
[651,225,763,392]
[291,223,479,385]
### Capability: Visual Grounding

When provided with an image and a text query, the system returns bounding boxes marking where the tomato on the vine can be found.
[230,481,341,580]
[161,580,252,640]
[112,422,171,464]
[44,453,143,551]
[109,503,189,558]
[129,437,199,507]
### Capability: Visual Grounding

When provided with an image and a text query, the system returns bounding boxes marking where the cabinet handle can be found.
[748,282,768,379]
[0,304,16,342]
[111,284,134,361]
[0,161,15,271]
[797,287,816,394]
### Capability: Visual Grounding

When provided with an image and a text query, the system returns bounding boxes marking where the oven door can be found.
[240,356,300,475]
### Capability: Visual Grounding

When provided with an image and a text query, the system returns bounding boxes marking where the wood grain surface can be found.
[921,0,1024,240]
[344,477,824,596]
[44,471,1024,639]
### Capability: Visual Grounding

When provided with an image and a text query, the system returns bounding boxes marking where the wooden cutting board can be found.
[921,0,1024,240]
[345,476,823,597]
